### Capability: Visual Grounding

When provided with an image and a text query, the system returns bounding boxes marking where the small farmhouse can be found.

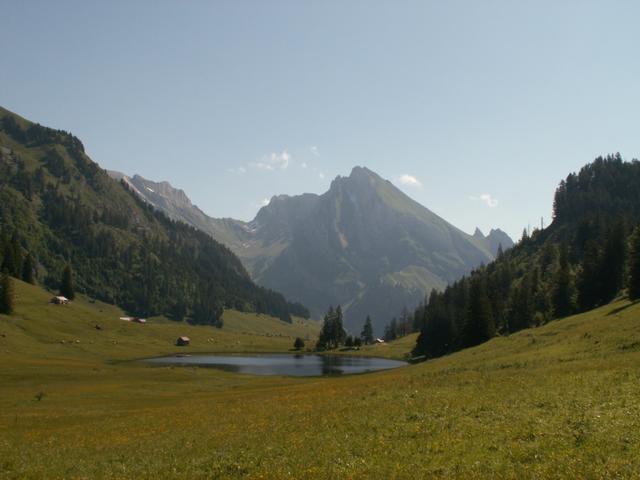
[50,296,69,305]
[119,317,146,323]
[176,336,190,346]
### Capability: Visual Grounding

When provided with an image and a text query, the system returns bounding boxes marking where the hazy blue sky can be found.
[2,1,639,240]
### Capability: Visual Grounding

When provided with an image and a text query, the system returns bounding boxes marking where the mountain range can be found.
[109,167,513,333]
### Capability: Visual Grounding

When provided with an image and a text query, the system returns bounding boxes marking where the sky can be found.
[2,1,640,241]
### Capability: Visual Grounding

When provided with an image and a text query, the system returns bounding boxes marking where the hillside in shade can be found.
[0,106,304,324]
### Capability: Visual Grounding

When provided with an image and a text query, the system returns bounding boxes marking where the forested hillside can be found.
[414,154,640,357]
[0,106,305,324]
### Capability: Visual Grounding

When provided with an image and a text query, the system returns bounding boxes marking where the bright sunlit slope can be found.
[1,280,639,478]
[0,280,319,364]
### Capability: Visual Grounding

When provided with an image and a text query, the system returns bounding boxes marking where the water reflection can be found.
[144,353,406,377]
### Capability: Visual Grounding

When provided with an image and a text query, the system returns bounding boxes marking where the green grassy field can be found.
[1,280,640,479]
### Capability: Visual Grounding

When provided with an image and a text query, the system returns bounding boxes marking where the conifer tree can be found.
[577,240,603,311]
[414,290,455,358]
[628,226,640,300]
[59,265,75,300]
[9,235,23,278]
[316,305,346,350]
[334,305,346,346]
[461,276,494,347]
[1,240,16,277]
[507,274,533,332]
[361,315,374,344]
[293,337,305,350]
[0,273,13,315]
[384,318,398,341]
[600,219,627,302]
[21,254,35,284]
[397,306,412,336]
[552,244,575,318]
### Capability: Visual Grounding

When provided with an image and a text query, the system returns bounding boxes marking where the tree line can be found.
[414,155,640,359]
[312,307,377,351]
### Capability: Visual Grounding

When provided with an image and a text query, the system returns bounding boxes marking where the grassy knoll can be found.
[1,281,640,479]
[348,333,419,359]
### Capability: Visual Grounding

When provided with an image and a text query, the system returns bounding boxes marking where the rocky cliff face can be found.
[110,167,513,334]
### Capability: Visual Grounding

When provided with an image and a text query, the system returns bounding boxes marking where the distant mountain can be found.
[111,167,514,334]
[107,171,254,252]
[0,106,302,324]
[106,171,215,234]
[472,227,514,256]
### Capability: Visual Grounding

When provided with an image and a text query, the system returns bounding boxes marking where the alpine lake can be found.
[144,353,407,377]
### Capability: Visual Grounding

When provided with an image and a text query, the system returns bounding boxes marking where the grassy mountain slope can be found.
[0,106,302,324]
[0,280,638,478]
[0,280,318,361]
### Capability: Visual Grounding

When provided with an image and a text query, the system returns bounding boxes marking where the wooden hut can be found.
[176,336,190,346]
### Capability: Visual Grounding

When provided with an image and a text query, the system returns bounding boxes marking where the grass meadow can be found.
[1,280,639,478]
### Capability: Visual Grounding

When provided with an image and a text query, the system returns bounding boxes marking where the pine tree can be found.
[0,273,13,315]
[397,306,411,336]
[461,276,494,348]
[628,226,640,300]
[577,240,603,311]
[21,254,35,284]
[552,244,575,318]
[530,265,550,325]
[9,235,23,278]
[59,265,75,300]
[192,291,223,327]
[334,305,346,345]
[506,274,533,332]
[316,305,346,350]
[414,290,455,358]
[1,239,16,276]
[384,318,398,341]
[600,219,627,302]
[167,301,187,321]
[361,315,374,344]
[293,337,305,350]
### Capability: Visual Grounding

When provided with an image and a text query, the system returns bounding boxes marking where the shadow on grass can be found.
[606,300,639,316]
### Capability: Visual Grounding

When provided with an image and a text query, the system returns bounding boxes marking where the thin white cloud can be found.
[310,146,320,157]
[227,166,247,175]
[254,150,291,171]
[319,172,325,179]
[301,162,308,169]
[480,193,499,207]
[469,193,499,208]
[260,198,270,206]
[397,174,422,188]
